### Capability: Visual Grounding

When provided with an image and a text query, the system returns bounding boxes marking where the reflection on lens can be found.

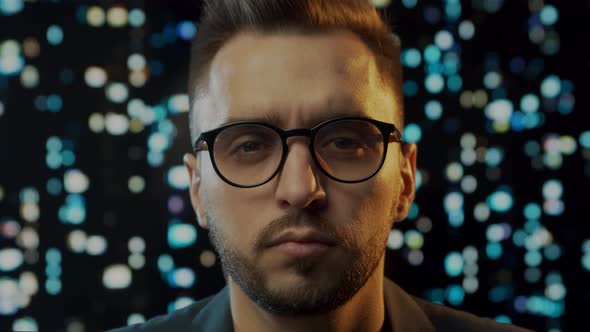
[213,124,282,186]
[314,120,384,181]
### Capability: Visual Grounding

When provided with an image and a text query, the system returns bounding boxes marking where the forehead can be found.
[202,30,392,130]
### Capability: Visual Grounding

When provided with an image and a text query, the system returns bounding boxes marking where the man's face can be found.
[185,30,416,315]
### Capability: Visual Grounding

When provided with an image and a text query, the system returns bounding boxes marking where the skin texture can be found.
[183,30,417,332]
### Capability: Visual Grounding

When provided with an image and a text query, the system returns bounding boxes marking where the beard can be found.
[207,208,389,316]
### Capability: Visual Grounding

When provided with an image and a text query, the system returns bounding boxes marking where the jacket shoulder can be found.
[105,295,215,332]
[412,297,533,332]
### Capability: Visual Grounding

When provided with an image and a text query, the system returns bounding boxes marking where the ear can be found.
[392,143,417,222]
[183,153,209,229]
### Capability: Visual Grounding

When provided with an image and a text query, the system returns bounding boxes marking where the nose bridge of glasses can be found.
[283,128,312,138]
[282,128,313,146]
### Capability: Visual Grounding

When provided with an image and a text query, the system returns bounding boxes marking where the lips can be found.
[266,229,337,248]
[265,229,337,258]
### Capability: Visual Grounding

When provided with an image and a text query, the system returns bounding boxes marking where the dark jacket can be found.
[107,278,533,332]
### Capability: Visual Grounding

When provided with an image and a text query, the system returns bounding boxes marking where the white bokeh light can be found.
[88,113,105,133]
[19,272,39,296]
[107,6,128,27]
[128,236,146,254]
[103,264,132,289]
[67,230,87,253]
[87,6,106,27]
[106,83,129,103]
[86,235,108,255]
[64,169,89,194]
[105,113,129,135]
[84,66,107,88]
[20,65,39,88]
[387,229,404,250]
[0,248,24,272]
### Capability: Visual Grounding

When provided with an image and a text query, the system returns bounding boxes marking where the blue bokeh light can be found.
[45,279,62,295]
[540,5,559,26]
[489,285,511,302]
[579,131,590,148]
[445,1,462,21]
[487,190,513,213]
[177,21,197,40]
[486,242,503,259]
[540,75,561,98]
[168,267,196,288]
[425,73,445,93]
[401,0,417,9]
[444,252,464,277]
[128,8,146,27]
[0,0,24,15]
[167,222,197,249]
[424,45,441,63]
[403,80,419,97]
[424,100,443,120]
[403,123,422,143]
[46,178,63,195]
[525,250,543,267]
[157,254,174,273]
[47,25,64,45]
[485,147,503,167]
[46,94,63,112]
[402,48,422,68]
[407,203,419,220]
[147,151,164,167]
[446,284,465,306]
[523,203,542,220]
[495,315,512,324]
[582,254,590,271]
[520,94,540,113]
[447,75,462,92]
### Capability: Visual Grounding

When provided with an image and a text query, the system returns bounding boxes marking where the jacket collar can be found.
[192,277,435,332]
[191,285,234,331]
[383,277,435,332]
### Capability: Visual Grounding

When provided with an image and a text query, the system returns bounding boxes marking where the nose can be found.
[274,138,327,210]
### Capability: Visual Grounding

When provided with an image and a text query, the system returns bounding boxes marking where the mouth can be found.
[266,229,337,258]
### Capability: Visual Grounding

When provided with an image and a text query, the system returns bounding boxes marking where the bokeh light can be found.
[46,25,63,45]
[167,222,197,249]
[84,66,107,88]
[128,8,146,27]
[106,6,128,27]
[103,264,132,289]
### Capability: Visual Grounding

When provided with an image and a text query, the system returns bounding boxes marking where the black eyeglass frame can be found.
[193,116,404,188]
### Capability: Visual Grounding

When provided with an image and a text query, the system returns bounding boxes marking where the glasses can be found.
[193,116,404,188]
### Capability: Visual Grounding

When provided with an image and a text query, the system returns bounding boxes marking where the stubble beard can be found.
[207,213,389,316]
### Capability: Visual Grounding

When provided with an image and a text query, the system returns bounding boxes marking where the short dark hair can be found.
[188,0,403,143]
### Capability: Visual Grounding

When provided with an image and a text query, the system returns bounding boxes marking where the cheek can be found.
[331,180,396,242]
[202,179,265,250]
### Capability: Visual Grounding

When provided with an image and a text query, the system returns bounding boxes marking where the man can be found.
[110,0,532,331]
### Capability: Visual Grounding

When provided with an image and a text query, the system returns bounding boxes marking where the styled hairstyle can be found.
[188,0,403,143]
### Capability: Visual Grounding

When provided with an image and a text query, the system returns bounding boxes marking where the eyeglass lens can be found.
[212,120,385,186]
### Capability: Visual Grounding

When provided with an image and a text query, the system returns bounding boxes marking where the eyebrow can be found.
[223,102,367,128]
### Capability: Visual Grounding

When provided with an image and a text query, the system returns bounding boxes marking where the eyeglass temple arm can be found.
[193,139,209,152]
[388,128,404,143]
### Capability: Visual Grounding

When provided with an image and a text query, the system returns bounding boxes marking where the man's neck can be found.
[229,259,386,332]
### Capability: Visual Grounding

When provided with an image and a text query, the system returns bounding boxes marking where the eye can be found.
[236,140,264,153]
[328,137,363,150]
[228,137,276,162]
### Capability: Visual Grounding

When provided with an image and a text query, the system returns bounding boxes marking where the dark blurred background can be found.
[0,0,588,331]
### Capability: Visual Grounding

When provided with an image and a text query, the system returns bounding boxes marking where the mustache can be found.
[253,209,344,251]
